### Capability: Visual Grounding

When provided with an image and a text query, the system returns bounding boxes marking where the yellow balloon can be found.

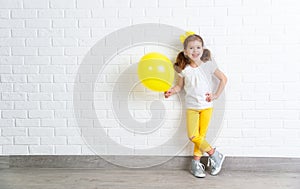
[137,52,174,92]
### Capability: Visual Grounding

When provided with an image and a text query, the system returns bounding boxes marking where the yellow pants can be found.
[186,108,213,157]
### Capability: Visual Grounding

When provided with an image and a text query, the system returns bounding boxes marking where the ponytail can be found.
[201,48,211,62]
[174,51,189,73]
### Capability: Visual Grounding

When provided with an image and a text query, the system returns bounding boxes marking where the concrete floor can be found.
[0,168,299,189]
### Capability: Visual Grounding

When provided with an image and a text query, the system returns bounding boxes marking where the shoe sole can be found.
[190,170,206,178]
[211,155,225,176]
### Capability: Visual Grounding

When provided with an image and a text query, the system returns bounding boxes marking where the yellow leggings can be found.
[186,108,213,157]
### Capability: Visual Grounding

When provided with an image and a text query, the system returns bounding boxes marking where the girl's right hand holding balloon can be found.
[164,88,175,98]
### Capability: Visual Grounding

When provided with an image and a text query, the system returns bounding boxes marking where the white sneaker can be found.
[208,149,225,176]
[191,159,206,178]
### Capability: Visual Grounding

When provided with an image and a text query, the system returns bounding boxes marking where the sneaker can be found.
[191,159,206,178]
[208,149,225,176]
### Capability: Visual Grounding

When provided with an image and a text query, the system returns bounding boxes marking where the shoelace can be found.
[196,162,205,171]
[207,157,216,168]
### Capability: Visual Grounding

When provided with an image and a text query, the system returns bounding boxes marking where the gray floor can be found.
[0,168,299,189]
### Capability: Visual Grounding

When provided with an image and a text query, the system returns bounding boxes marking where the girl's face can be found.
[184,40,203,62]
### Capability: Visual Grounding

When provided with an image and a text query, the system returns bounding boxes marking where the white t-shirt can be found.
[178,60,218,110]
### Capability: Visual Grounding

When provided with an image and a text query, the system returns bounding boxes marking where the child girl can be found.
[164,34,227,178]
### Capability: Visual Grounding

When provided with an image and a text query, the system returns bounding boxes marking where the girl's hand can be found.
[164,88,175,98]
[205,93,217,102]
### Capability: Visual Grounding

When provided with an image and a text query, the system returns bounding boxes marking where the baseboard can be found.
[1,155,299,172]
[0,156,9,169]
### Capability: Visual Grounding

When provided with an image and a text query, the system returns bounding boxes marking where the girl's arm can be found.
[164,76,184,98]
[206,69,227,102]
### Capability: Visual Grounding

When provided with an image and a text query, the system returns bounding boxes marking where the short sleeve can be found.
[175,65,185,77]
[209,58,218,74]
[177,72,184,78]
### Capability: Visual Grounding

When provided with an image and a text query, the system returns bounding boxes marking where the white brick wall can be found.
[0,0,300,158]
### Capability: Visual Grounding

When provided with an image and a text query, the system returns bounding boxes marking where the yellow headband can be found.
[179,31,195,44]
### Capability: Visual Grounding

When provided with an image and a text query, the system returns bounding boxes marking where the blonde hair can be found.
[174,34,211,72]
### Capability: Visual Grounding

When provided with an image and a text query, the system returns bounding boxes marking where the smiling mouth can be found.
[192,54,199,58]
